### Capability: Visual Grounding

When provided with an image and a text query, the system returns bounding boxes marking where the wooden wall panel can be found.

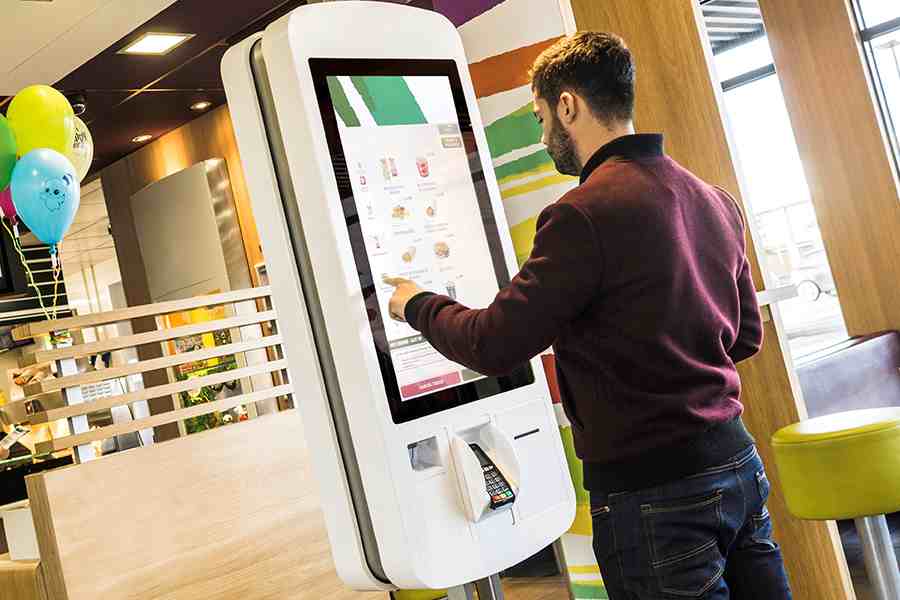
[99,106,265,441]
[100,105,264,297]
[26,413,381,600]
[567,1,855,598]
[756,0,900,337]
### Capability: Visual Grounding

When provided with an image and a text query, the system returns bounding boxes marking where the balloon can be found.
[7,85,75,157]
[0,187,16,226]
[0,115,15,191]
[66,117,93,182]
[10,149,79,250]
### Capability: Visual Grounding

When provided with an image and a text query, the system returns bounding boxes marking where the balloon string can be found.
[51,248,62,320]
[1,220,53,321]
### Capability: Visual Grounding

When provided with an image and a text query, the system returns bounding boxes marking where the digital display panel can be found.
[311,59,533,423]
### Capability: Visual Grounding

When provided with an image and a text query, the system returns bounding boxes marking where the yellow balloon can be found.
[7,85,75,157]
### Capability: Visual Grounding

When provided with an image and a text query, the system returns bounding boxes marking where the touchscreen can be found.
[327,74,498,400]
[311,59,533,424]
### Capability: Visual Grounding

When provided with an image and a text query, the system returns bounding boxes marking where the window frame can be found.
[851,5,900,177]
[708,17,850,357]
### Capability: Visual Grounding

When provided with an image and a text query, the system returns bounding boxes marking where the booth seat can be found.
[794,331,900,418]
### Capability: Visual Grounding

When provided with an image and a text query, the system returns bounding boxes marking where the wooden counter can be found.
[0,553,47,600]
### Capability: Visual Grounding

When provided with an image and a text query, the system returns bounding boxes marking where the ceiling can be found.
[0,0,177,96]
[0,0,317,175]
[699,0,765,54]
[0,0,760,178]
[0,0,434,178]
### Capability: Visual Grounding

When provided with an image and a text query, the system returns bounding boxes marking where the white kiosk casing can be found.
[222,2,575,590]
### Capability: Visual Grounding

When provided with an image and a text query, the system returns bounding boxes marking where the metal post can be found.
[855,515,900,600]
[447,574,505,600]
[447,583,476,600]
[474,574,505,600]
[552,538,577,600]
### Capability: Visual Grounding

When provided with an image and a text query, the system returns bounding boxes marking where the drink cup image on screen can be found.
[416,156,430,178]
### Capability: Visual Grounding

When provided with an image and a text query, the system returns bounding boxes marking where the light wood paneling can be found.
[13,286,272,341]
[756,0,900,337]
[568,1,854,598]
[20,311,276,367]
[25,309,270,364]
[0,554,48,600]
[35,383,291,453]
[25,413,384,600]
[25,334,282,396]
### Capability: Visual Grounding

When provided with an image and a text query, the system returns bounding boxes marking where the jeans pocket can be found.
[641,490,726,598]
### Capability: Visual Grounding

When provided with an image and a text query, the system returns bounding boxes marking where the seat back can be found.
[795,332,900,418]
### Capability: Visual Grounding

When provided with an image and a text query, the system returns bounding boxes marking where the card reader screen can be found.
[311,59,533,423]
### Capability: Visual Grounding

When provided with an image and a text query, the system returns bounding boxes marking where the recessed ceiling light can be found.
[118,32,195,56]
[132,134,153,144]
[190,101,213,111]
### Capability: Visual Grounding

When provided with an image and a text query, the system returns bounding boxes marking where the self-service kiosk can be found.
[222,2,575,591]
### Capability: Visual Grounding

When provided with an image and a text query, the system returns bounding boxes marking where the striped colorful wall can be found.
[396,3,602,598]
[455,1,603,598]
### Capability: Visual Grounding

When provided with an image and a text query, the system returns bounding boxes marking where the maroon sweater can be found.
[406,134,761,492]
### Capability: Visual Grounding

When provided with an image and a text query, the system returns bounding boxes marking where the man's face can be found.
[533,93,582,177]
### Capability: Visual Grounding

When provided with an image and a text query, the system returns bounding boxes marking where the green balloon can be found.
[0,114,15,191]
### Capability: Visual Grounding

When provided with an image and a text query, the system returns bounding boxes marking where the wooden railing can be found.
[2,287,293,462]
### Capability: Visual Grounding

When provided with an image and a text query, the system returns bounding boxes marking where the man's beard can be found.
[546,114,582,176]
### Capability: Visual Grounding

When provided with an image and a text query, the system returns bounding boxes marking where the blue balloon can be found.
[10,149,79,250]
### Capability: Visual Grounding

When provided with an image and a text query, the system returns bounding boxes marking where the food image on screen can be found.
[326,73,503,400]
[433,241,450,259]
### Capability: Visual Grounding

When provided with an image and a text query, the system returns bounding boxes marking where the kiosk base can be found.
[448,574,505,600]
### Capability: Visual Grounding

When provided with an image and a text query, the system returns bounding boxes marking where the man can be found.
[386,32,791,599]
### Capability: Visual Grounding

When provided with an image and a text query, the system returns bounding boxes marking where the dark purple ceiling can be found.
[0,0,434,177]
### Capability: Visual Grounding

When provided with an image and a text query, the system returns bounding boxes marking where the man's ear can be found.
[557,91,579,126]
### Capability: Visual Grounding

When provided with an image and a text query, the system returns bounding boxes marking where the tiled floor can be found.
[502,577,570,600]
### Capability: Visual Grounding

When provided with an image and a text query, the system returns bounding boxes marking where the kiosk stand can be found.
[223,1,575,592]
[448,575,504,600]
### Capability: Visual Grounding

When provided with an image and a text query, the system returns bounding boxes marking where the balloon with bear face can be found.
[10,149,80,251]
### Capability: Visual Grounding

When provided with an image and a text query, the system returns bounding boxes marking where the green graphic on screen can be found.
[327,76,429,127]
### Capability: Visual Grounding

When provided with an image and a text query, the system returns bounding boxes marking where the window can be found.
[854,2,900,171]
[856,0,900,29]
[701,0,849,358]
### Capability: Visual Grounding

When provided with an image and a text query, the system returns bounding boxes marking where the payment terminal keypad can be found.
[470,443,515,509]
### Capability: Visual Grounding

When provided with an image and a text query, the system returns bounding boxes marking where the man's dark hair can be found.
[530,32,636,124]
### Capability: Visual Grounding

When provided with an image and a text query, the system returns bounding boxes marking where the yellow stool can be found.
[773,408,900,600]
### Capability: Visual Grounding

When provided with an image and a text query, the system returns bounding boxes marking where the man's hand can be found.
[383,276,425,322]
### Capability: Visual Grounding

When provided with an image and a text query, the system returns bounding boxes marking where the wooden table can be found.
[0,553,47,600]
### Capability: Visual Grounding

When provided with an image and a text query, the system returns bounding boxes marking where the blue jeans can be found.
[590,446,792,599]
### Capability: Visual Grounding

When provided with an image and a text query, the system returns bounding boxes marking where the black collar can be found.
[580,134,665,183]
